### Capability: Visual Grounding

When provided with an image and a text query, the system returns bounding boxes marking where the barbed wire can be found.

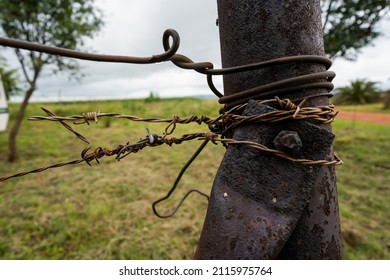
[1,97,342,181]
[0,29,341,217]
[29,97,338,131]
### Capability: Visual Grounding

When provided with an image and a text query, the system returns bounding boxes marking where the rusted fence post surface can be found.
[195,0,342,259]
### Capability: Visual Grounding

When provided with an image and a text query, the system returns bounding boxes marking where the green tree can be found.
[0,0,104,161]
[322,0,390,60]
[0,57,22,100]
[334,79,381,104]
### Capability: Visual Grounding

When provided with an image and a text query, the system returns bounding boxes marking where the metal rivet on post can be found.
[273,130,302,154]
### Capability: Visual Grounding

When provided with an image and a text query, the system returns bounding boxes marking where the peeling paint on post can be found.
[195,0,342,259]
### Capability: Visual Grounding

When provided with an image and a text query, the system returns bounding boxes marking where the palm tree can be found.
[334,79,380,105]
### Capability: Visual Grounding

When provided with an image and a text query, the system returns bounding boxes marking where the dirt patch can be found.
[336,111,390,125]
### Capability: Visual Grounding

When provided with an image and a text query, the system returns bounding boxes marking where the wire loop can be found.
[1,29,335,107]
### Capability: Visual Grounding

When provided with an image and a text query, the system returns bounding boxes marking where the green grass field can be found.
[0,98,389,259]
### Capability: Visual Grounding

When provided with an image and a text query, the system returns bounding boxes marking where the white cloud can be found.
[331,19,390,89]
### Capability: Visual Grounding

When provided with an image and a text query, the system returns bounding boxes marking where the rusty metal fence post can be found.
[195,0,342,259]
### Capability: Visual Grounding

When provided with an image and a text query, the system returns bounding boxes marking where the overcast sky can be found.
[4,0,390,102]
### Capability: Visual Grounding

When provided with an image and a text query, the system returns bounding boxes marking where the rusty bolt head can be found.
[273,130,302,154]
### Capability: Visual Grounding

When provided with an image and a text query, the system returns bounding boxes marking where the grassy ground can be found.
[0,98,389,259]
[335,102,390,113]
[333,120,390,259]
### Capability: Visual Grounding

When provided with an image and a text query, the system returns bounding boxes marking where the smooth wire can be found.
[152,140,210,218]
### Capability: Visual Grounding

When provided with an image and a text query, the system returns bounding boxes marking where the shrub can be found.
[333,79,380,105]
[145,91,160,103]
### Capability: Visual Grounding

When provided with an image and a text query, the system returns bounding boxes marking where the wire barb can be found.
[74,111,99,125]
